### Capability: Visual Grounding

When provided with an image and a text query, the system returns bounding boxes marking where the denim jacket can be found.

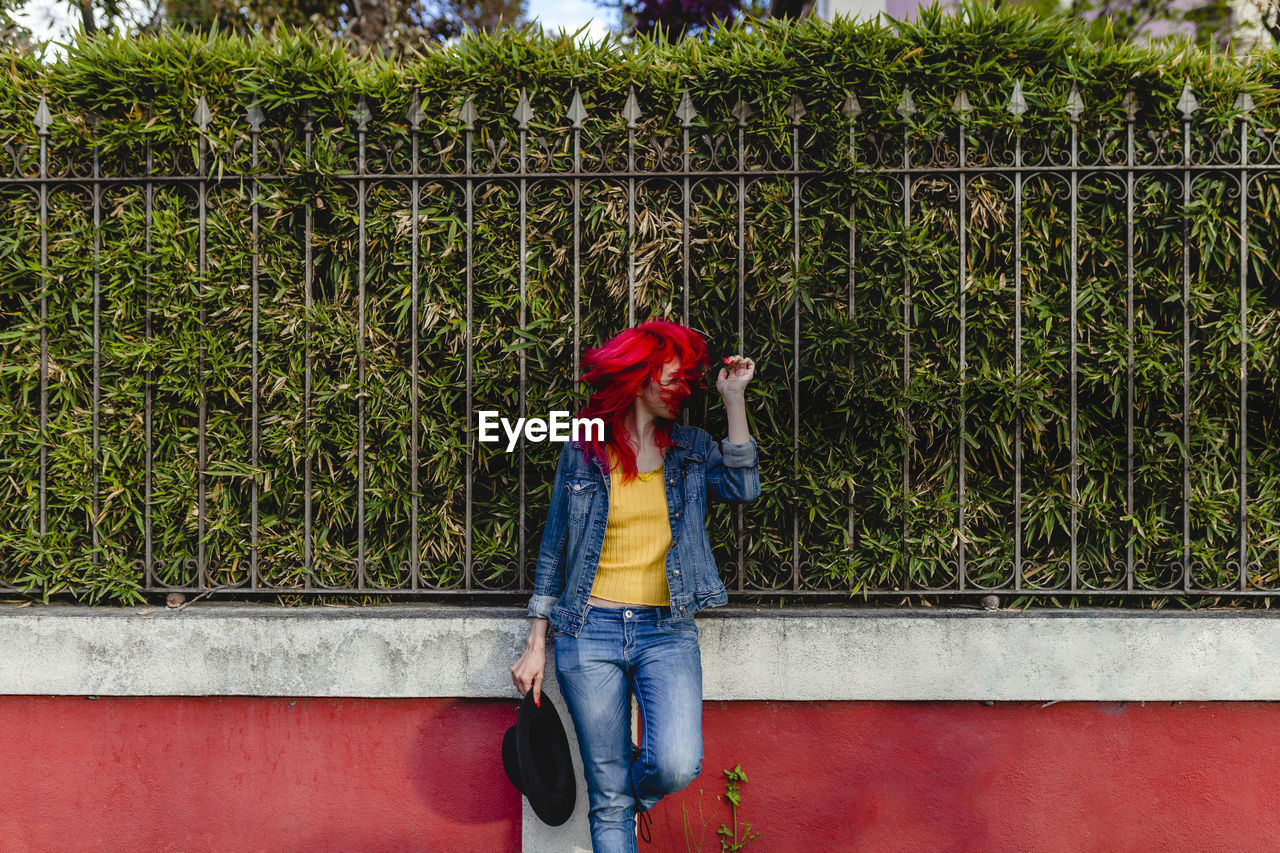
[527,422,761,636]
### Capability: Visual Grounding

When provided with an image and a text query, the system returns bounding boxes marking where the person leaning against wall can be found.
[511,318,761,853]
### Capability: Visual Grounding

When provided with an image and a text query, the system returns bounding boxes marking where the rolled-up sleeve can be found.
[706,436,761,503]
[527,443,572,619]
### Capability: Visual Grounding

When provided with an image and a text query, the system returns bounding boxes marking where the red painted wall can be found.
[0,696,521,853]
[7,697,1280,852]
[645,701,1280,852]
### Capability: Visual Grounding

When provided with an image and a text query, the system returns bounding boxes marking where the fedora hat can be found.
[502,691,576,826]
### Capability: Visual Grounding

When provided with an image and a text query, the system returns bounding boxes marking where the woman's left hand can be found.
[717,355,755,399]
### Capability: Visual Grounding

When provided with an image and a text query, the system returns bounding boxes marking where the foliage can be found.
[0,3,1277,605]
[717,764,759,851]
[681,763,759,851]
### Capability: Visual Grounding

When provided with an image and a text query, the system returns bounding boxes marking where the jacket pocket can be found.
[680,455,705,504]
[566,478,598,524]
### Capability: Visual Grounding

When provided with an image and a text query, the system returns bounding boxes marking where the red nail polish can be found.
[534,695,541,708]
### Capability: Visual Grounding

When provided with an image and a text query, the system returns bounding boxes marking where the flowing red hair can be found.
[575,318,709,482]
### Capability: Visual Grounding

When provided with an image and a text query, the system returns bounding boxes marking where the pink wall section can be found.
[6,696,1280,851]
[0,696,522,853]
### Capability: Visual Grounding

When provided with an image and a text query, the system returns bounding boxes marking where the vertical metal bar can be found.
[626,90,637,327]
[517,92,529,592]
[1069,104,1080,592]
[144,140,154,588]
[249,113,260,589]
[1013,115,1023,590]
[676,89,696,423]
[1125,93,1136,591]
[36,106,48,542]
[463,96,475,591]
[1236,98,1251,589]
[846,108,857,575]
[196,109,209,589]
[303,109,314,588]
[901,116,912,583]
[1181,97,1193,592]
[736,106,747,591]
[956,108,968,590]
[681,112,691,329]
[356,103,368,589]
[573,98,583,391]
[790,115,801,592]
[409,98,421,591]
[92,144,101,567]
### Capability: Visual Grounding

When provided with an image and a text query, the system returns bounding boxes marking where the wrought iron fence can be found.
[1,79,1278,602]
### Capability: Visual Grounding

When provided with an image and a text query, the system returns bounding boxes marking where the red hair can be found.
[575,318,709,482]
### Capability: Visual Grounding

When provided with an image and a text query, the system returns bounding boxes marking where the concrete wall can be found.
[6,603,1280,851]
[6,603,1280,701]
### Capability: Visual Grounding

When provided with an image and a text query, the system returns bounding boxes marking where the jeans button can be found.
[674,511,682,520]
[624,609,633,618]
[673,570,680,577]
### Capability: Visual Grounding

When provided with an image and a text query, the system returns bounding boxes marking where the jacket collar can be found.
[572,422,693,475]
[571,421,692,451]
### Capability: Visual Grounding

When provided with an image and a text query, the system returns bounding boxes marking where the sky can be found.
[12,0,617,59]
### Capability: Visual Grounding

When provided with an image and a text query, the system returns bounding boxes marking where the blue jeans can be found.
[553,604,703,853]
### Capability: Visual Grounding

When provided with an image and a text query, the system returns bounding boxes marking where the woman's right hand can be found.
[511,617,549,705]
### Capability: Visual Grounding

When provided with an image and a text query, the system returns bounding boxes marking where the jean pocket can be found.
[658,617,698,636]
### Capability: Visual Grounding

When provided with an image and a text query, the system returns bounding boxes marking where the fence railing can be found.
[1,79,1278,602]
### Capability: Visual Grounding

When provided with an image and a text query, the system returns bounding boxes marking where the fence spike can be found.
[785,93,806,126]
[33,94,51,134]
[841,91,862,121]
[1122,90,1138,121]
[352,96,371,131]
[1234,91,1254,118]
[303,105,315,133]
[676,89,697,127]
[1007,79,1027,118]
[567,87,586,128]
[245,101,264,131]
[459,94,476,130]
[1065,83,1083,122]
[896,88,916,120]
[513,88,532,129]
[731,96,752,126]
[406,92,424,130]
[952,89,973,116]
[194,94,211,131]
[1177,79,1198,119]
[623,87,641,128]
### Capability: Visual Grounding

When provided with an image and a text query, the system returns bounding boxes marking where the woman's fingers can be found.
[511,664,526,695]
[511,649,545,704]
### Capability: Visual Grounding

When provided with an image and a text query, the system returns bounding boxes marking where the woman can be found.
[511,318,760,852]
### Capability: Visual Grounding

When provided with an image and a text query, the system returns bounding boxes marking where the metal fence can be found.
[2,80,1278,602]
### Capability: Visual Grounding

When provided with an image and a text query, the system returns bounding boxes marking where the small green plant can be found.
[681,764,760,852]
[717,764,759,852]
[682,788,710,852]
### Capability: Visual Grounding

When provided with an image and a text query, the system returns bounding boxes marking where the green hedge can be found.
[0,3,1277,604]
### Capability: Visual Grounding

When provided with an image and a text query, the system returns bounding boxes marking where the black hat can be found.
[502,691,576,826]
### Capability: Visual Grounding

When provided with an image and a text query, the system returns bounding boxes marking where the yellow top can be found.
[589,449,672,606]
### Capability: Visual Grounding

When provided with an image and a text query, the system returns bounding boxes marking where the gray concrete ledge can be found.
[3,602,1280,700]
